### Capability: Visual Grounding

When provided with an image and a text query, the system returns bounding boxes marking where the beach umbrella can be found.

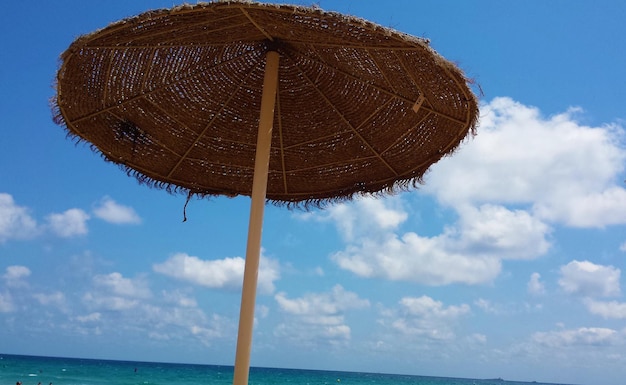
[52,2,479,385]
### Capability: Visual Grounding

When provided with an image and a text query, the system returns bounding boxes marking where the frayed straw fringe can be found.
[51,0,479,214]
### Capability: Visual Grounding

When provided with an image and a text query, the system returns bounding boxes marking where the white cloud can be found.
[584,299,626,319]
[46,208,90,237]
[3,265,31,280]
[274,285,369,346]
[153,252,280,295]
[162,290,198,308]
[2,265,31,288]
[93,196,141,224]
[466,333,487,345]
[312,97,626,287]
[332,229,502,285]
[0,292,15,313]
[528,272,546,295]
[190,323,223,345]
[256,304,269,319]
[83,272,152,312]
[83,292,139,311]
[424,97,626,228]
[138,304,232,346]
[33,291,66,307]
[92,272,152,299]
[558,260,621,297]
[620,242,626,252]
[275,284,369,317]
[456,204,551,260]
[532,327,620,348]
[315,197,407,242]
[474,298,499,314]
[391,295,470,340]
[0,193,38,243]
[327,199,550,286]
[400,296,470,319]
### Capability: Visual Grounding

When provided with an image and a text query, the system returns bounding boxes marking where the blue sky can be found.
[1,1,625,385]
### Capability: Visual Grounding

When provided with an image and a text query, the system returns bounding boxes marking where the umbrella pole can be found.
[233,50,280,385]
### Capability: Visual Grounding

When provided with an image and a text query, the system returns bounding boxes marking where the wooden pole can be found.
[232,50,280,385]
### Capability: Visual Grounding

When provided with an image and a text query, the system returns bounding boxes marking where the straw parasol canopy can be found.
[53,1,478,208]
[53,2,479,385]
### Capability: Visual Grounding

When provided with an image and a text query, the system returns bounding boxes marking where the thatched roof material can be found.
[53,1,478,207]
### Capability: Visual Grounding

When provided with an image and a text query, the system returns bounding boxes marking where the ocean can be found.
[1,354,570,385]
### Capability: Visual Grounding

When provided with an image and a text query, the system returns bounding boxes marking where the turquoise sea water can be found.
[1,354,571,385]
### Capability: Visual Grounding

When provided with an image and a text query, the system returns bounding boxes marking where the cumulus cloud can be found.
[274,285,369,346]
[322,198,407,242]
[46,208,90,237]
[583,299,626,319]
[326,199,550,286]
[0,193,38,243]
[33,291,66,307]
[153,252,280,295]
[456,204,551,260]
[83,292,139,311]
[2,265,31,288]
[136,301,232,346]
[1,266,31,312]
[390,295,470,340]
[474,298,499,314]
[162,290,198,308]
[92,196,141,224]
[401,296,469,318]
[83,272,152,311]
[0,292,15,313]
[558,260,621,297]
[532,327,621,348]
[300,97,626,289]
[528,272,546,295]
[3,265,31,280]
[93,272,152,299]
[424,97,626,228]
[276,284,370,316]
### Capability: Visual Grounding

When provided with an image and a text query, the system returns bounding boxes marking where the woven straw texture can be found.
[53,1,479,207]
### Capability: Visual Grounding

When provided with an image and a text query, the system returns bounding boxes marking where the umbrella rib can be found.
[140,48,158,92]
[367,50,398,95]
[281,96,393,151]
[69,49,258,125]
[150,20,256,47]
[282,129,352,151]
[392,51,430,111]
[438,59,475,129]
[283,155,379,173]
[284,40,419,50]
[102,52,114,110]
[85,14,249,48]
[381,111,433,155]
[107,110,182,158]
[289,58,399,176]
[291,45,466,126]
[143,98,195,156]
[220,4,428,50]
[239,7,274,41]
[166,61,260,178]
